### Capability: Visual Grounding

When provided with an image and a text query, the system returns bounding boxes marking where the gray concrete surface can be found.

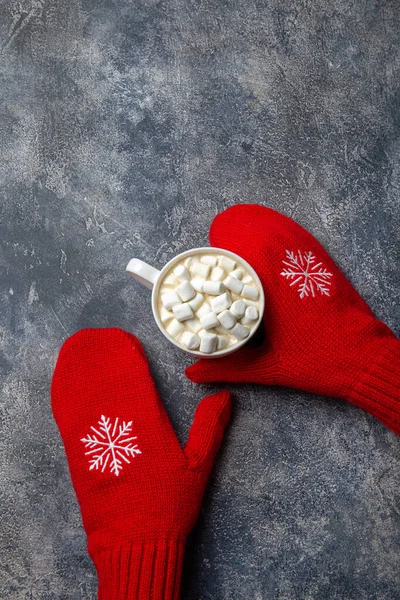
[0,0,399,598]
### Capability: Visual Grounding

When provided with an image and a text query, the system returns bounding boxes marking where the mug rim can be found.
[151,247,265,358]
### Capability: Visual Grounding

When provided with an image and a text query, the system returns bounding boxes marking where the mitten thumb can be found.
[185,346,278,385]
[184,390,231,471]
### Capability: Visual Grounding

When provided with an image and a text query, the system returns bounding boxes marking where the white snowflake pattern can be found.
[81,415,141,476]
[280,250,333,299]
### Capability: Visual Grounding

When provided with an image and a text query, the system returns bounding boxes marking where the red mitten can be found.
[186,204,400,434]
[51,328,231,600]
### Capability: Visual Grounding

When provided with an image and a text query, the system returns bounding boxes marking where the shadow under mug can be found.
[126,247,265,358]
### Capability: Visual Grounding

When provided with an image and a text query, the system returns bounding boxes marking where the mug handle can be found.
[126,258,161,291]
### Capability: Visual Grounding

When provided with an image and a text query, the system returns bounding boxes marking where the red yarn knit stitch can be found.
[186,204,400,434]
[51,328,231,600]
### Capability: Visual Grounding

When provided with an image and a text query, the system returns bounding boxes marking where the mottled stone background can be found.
[0,0,399,598]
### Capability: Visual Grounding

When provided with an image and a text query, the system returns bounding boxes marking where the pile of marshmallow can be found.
[157,253,261,354]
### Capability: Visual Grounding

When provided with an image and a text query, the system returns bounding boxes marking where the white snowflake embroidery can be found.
[280,250,333,299]
[81,415,141,476]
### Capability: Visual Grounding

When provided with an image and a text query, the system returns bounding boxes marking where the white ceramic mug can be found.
[126,247,265,357]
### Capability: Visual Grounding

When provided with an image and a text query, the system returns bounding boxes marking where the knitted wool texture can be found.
[186,204,400,435]
[51,328,231,600]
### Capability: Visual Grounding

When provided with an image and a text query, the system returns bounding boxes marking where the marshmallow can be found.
[230,300,247,319]
[196,302,212,318]
[231,323,250,340]
[241,305,259,326]
[217,335,229,350]
[174,265,190,282]
[240,306,258,327]
[199,332,218,354]
[217,310,236,330]
[166,319,185,338]
[185,318,202,333]
[210,266,225,281]
[203,281,225,295]
[231,268,244,280]
[183,257,193,268]
[200,255,217,266]
[188,292,204,311]
[163,273,177,286]
[223,275,243,294]
[176,280,196,302]
[191,277,205,292]
[161,291,181,309]
[181,331,200,350]
[211,292,232,314]
[200,312,220,330]
[241,285,259,300]
[242,274,253,284]
[190,262,210,278]
[218,256,236,271]
[172,303,194,322]
[160,306,173,323]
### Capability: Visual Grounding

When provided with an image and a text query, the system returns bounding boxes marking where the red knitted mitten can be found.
[186,204,400,434]
[51,328,231,600]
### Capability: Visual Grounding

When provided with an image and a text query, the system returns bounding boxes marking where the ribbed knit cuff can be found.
[349,338,400,435]
[93,540,185,600]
